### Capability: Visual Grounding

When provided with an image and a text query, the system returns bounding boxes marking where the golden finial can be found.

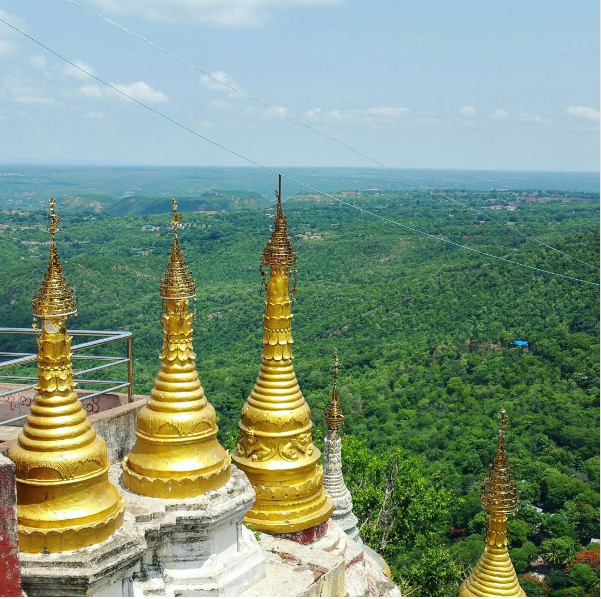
[171,197,184,231]
[325,348,344,429]
[481,408,518,515]
[459,408,525,597]
[159,198,196,299]
[261,175,296,270]
[32,199,77,318]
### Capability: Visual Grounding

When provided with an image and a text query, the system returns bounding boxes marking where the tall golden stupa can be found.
[122,199,230,498]
[231,180,333,534]
[8,199,125,553]
[459,409,526,597]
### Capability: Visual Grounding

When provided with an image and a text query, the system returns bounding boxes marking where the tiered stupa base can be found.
[121,454,231,499]
[323,434,361,543]
[19,520,144,597]
[111,463,265,597]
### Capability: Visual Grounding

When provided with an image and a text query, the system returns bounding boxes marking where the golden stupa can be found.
[122,199,230,498]
[8,199,125,553]
[231,180,333,534]
[459,409,526,597]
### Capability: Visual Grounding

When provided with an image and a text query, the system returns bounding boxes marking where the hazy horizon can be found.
[1,1,598,172]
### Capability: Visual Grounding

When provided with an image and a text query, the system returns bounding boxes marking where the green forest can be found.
[0,188,599,596]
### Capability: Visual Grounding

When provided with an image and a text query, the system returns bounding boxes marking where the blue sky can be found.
[0,0,599,171]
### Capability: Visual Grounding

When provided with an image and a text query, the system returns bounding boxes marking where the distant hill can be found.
[106,194,261,216]
[1,165,599,212]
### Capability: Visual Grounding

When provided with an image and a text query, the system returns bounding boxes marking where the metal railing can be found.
[0,328,133,426]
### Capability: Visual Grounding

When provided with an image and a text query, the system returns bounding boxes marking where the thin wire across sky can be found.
[0,13,598,289]
[61,0,599,273]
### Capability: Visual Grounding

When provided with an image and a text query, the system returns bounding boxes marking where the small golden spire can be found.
[32,199,77,318]
[159,198,196,300]
[459,409,525,597]
[261,176,296,270]
[232,177,333,534]
[8,199,124,553]
[324,348,344,430]
[123,202,230,498]
[481,409,518,516]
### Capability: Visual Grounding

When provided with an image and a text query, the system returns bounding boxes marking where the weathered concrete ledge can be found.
[241,533,346,597]
[19,520,145,597]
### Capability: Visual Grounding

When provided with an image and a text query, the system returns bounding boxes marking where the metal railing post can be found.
[126,336,133,403]
[0,328,134,422]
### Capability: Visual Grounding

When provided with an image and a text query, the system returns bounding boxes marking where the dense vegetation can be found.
[1,188,599,596]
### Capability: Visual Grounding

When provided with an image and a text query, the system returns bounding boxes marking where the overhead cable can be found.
[61,0,598,273]
[0,15,598,289]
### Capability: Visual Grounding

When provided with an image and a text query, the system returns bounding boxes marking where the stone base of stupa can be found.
[312,520,399,597]
[19,520,144,597]
[243,519,400,597]
[109,463,265,597]
[331,505,361,543]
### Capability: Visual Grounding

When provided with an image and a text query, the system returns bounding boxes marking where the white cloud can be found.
[458,104,477,118]
[0,39,17,58]
[80,81,169,103]
[28,55,47,70]
[364,106,410,119]
[87,1,344,28]
[264,105,289,119]
[85,110,105,119]
[80,84,104,98]
[111,81,169,103]
[0,8,26,58]
[490,108,549,125]
[491,108,509,120]
[516,112,545,123]
[14,95,55,105]
[197,120,216,131]
[64,60,96,80]
[305,106,410,123]
[565,106,600,122]
[2,74,55,106]
[207,98,233,111]
[200,70,244,98]
[243,105,291,120]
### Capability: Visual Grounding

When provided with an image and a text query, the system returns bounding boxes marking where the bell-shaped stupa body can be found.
[459,410,526,597]
[123,199,230,498]
[232,182,333,533]
[8,199,124,553]
[323,349,360,542]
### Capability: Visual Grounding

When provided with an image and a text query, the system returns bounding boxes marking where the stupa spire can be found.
[322,349,360,541]
[232,177,333,534]
[8,199,124,553]
[324,348,344,429]
[123,199,230,498]
[32,198,77,319]
[459,409,526,597]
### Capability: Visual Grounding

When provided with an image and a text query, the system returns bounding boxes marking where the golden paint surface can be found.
[8,200,124,553]
[232,192,333,533]
[122,200,230,498]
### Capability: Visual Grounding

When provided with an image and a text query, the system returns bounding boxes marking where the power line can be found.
[1,15,598,289]
[61,0,598,273]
